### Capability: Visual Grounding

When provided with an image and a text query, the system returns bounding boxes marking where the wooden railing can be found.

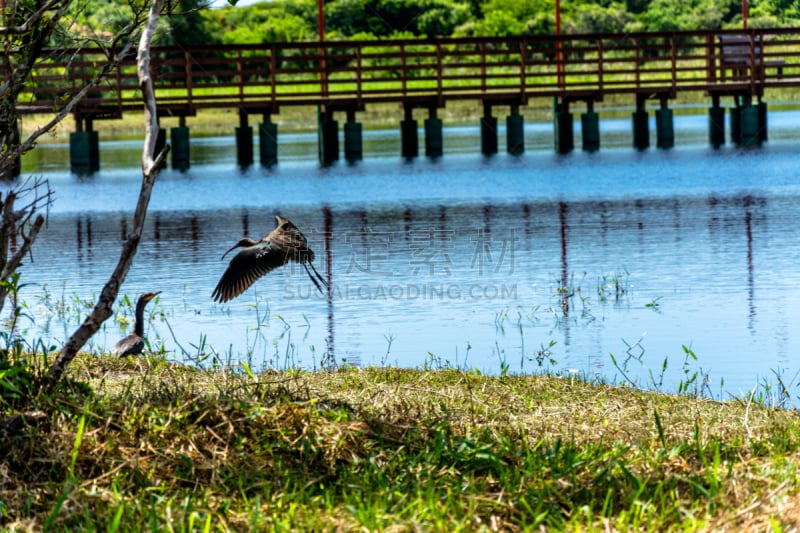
[17,28,800,120]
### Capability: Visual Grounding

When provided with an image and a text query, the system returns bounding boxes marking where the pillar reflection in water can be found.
[241,211,249,238]
[76,215,94,263]
[741,194,766,332]
[323,205,335,368]
[559,200,569,317]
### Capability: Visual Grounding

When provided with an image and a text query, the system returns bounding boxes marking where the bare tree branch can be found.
[0,0,64,35]
[47,0,168,387]
[0,178,52,313]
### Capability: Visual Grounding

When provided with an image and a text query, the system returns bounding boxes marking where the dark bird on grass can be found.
[112,291,161,357]
[212,215,327,303]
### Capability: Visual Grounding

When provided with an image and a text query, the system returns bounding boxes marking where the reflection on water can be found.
[8,111,800,396]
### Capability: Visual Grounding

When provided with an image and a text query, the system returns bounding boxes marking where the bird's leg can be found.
[308,260,329,289]
[304,263,325,294]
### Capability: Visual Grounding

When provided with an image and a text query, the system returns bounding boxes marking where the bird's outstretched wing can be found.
[212,241,291,303]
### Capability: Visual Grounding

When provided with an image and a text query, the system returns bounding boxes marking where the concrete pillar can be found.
[70,118,99,175]
[632,96,649,150]
[740,105,761,147]
[758,101,768,143]
[171,124,190,171]
[318,109,339,166]
[730,105,742,146]
[155,128,167,157]
[480,102,498,156]
[424,108,443,158]
[506,106,524,156]
[259,118,278,167]
[553,98,574,154]
[655,98,674,149]
[344,109,362,163]
[580,100,599,152]
[401,105,418,159]
[708,95,725,148]
[236,112,253,168]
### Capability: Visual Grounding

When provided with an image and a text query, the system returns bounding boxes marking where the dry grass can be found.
[2,354,800,531]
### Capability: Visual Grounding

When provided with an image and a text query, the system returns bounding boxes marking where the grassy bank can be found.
[2,354,799,531]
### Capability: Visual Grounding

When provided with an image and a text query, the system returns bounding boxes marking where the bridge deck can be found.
[17,28,800,121]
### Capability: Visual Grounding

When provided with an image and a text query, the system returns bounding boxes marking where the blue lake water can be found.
[8,109,800,399]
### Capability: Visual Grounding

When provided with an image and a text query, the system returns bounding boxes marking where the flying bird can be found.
[212,215,327,303]
[112,291,161,357]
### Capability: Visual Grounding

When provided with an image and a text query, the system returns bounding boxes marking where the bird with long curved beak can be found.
[212,215,327,303]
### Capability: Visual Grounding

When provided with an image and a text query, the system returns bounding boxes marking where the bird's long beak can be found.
[220,243,240,260]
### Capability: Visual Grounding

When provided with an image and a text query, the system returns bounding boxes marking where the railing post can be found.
[435,40,443,105]
[705,34,717,84]
[116,64,123,109]
[748,31,756,95]
[519,37,527,101]
[597,39,604,94]
[400,43,407,96]
[556,34,565,90]
[480,41,487,93]
[356,45,363,106]
[185,49,193,109]
[270,44,278,109]
[670,33,677,93]
[320,43,328,99]
[237,49,243,102]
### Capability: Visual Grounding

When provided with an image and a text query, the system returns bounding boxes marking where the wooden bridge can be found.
[17,27,800,172]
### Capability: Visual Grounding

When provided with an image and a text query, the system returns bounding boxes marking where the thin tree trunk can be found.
[46,0,168,387]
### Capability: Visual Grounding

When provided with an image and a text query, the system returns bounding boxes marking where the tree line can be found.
[72,0,800,50]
